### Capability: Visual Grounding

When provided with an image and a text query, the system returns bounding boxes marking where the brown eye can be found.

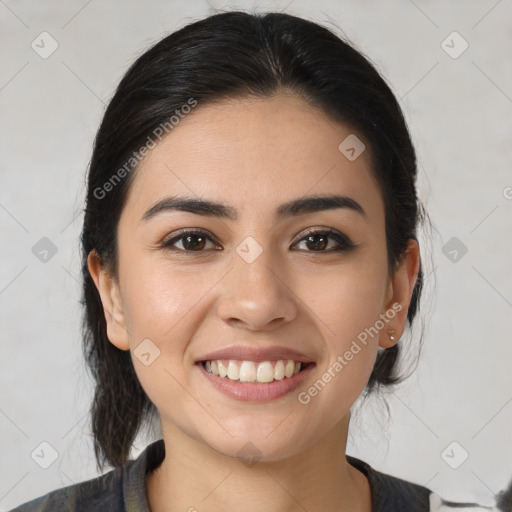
[161,228,355,254]
[162,230,219,252]
[293,229,355,253]
[303,233,329,251]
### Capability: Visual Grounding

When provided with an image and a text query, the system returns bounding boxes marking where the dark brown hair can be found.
[80,10,429,471]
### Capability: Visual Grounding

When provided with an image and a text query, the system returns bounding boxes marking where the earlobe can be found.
[379,239,420,349]
[87,250,130,351]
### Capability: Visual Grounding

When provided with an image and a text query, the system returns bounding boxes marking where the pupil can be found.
[185,235,205,250]
[307,234,327,251]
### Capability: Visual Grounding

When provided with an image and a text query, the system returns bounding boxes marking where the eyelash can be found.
[160,228,356,254]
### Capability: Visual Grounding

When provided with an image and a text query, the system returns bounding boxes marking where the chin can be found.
[199,425,311,465]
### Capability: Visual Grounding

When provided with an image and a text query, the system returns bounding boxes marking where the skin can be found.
[88,91,420,512]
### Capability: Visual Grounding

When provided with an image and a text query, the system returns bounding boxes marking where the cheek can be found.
[296,270,383,428]
[123,264,212,422]
[297,252,387,399]
[120,260,220,395]
[304,253,389,345]
[121,258,215,342]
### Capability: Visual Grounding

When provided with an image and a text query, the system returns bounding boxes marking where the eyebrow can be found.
[140,194,367,223]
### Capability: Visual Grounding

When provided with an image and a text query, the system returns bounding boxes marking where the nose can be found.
[215,241,298,332]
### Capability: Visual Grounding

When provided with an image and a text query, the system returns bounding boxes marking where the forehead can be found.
[120,93,383,225]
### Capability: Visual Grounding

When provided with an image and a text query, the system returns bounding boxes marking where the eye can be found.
[161,227,356,254]
[292,228,356,253]
[161,229,220,252]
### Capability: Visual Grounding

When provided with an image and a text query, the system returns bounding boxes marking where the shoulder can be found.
[8,439,165,512]
[8,466,124,512]
[346,455,507,512]
[348,453,432,511]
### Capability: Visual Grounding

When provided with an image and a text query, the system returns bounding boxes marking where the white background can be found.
[1,0,511,509]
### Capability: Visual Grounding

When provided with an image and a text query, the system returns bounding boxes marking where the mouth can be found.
[196,358,315,402]
[199,359,315,384]
[195,345,316,401]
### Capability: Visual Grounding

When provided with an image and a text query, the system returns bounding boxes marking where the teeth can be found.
[218,360,228,378]
[256,361,274,383]
[203,359,305,383]
[239,361,256,382]
[227,360,239,380]
[285,360,295,378]
[274,360,285,380]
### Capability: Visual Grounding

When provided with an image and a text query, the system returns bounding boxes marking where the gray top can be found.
[9,439,509,511]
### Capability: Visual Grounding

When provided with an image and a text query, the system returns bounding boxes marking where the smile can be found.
[202,359,312,383]
[197,359,315,402]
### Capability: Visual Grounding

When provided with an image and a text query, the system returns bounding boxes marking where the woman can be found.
[11,10,510,512]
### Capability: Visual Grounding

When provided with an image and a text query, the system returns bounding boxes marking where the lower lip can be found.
[196,362,315,402]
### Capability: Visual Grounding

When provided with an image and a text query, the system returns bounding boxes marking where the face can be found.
[89,92,418,462]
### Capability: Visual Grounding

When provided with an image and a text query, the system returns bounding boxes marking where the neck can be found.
[146,414,372,512]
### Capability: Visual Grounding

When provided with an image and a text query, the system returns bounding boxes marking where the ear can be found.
[379,238,420,349]
[87,249,130,351]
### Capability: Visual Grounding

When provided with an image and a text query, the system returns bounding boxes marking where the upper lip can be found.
[197,345,315,364]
